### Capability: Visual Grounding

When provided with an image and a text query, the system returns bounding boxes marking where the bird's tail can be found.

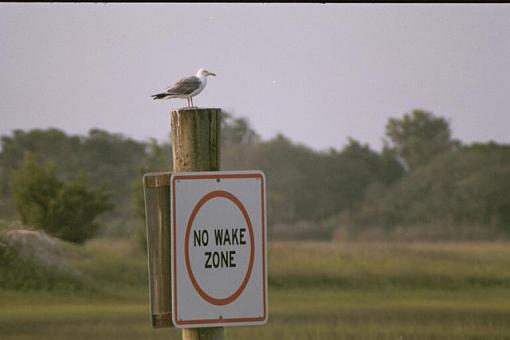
[151,93,168,100]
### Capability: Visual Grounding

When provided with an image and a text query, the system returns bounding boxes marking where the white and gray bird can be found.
[151,68,216,108]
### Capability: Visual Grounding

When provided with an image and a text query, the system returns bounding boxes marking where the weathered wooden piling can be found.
[171,107,223,340]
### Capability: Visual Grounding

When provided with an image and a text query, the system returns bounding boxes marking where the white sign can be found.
[171,170,268,328]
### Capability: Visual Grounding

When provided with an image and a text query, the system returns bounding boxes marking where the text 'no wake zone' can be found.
[193,227,247,269]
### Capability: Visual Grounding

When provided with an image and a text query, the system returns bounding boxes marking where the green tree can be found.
[385,110,455,171]
[0,128,146,237]
[354,143,510,236]
[223,133,404,229]
[11,155,112,243]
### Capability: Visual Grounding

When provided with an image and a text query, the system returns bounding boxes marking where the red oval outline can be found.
[184,190,255,306]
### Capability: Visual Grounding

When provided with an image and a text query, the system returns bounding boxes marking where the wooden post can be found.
[143,172,172,328]
[171,107,224,340]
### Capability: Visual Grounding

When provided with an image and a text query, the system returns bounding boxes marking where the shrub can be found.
[10,155,112,243]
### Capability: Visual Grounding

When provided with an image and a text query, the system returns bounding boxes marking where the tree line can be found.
[1,110,509,243]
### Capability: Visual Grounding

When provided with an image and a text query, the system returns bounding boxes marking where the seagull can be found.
[151,68,216,108]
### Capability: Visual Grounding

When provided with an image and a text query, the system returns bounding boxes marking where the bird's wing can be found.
[165,76,201,95]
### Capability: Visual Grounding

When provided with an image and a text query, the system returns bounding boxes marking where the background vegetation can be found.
[10,154,112,243]
[1,109,509,241]
[1,240,510,340]
[1,109,510,339]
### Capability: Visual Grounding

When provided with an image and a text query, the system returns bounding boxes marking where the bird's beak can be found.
[208,72,216,76]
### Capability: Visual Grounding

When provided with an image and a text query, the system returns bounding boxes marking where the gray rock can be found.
[1,228,84,276]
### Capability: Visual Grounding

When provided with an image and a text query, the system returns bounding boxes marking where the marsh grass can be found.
[1,240,510,339]
[269,241,510,290]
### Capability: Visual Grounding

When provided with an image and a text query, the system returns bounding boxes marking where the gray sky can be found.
[1,3,509,151]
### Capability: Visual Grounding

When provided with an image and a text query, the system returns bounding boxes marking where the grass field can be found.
[1,240,510,339]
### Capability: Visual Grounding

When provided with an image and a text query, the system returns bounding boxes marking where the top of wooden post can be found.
[173,107,221,112]
[171,108,222,173]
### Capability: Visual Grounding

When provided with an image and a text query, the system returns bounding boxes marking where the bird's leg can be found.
[190,97,194,108]
[187,98,190,108]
